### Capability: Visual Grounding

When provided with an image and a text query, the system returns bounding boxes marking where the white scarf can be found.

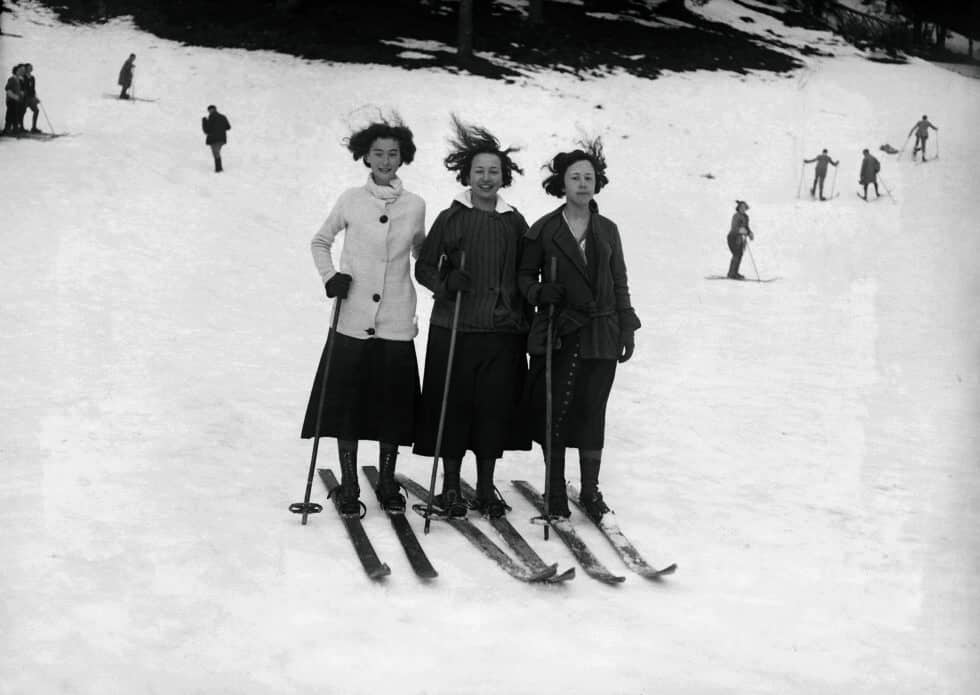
[365,174,403,203]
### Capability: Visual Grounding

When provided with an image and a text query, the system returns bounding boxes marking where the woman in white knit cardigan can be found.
[301,117,426,517]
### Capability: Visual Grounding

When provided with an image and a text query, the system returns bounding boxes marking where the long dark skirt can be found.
[301,333,419,445]
[413,327,531,459]
[524,331,617,450]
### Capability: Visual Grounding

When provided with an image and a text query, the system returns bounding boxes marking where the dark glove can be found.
[748,232,755,241]
[618,330,635,364]
[445,269,471,296]
[536,282,566,307]
[325,272,352,299]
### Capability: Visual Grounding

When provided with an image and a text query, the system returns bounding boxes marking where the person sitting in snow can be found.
[907,115,938,162]
[859,149,880,201]
[201,105,231,172]
[117,53,135,99]
[518,137,641,523]
[803,148,838,200]
[727,199,753,280]
[301,113,426,517]
[413,115,532,519]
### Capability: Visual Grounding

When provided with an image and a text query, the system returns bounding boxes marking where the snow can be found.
[2,1,978,693]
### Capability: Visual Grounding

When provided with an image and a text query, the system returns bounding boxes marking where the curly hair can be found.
[542,137,610,198]
[345,116,417,167]
[443,114,523,187]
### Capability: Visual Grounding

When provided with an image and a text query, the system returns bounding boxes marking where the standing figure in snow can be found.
[301,116,427,517]
[201,105,231,172]
[803,148,838,200]
[859,149,880,200]
[2,64,24,135]
[726,199,754,280]
[908,114,938,161]
[19,64,40,133]
[117,53,135,99]
[413,115,532,519]
[518,139,641,522]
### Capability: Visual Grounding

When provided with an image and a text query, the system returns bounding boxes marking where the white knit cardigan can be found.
[310,177,426,340]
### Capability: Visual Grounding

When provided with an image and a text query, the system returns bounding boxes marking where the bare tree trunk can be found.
[935,25,946,50]
[528,0,544,25]
[458,0,474,67]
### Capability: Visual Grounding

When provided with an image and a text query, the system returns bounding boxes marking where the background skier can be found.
[201,105,231,172]
[117,53,135,99]
[726,200,753,279]
[301,115,426,517]
[803,148,838,200]
[859,149,880,200]
[908,115,938,161]
[2,63,24,135]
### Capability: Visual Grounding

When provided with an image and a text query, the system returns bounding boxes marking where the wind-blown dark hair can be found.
[443,114,523,187]
[542,137,609,198]
[345,116,417,167]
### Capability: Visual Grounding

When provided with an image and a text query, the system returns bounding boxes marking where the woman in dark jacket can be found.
[518,139,640,522]
[414,115,532,519]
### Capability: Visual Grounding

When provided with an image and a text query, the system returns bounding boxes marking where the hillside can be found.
[1,1,978,694]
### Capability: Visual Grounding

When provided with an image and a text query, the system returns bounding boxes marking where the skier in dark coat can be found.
[201,105,231,172]
[301,116,426,517]
[803,148,838,200]
[2,64,24,135]
[413,115,532,519]
[726,200,754,279]
[518,138,641,522]
[117,53,135,99]
[908,115,938,161]
[859,149,880,200]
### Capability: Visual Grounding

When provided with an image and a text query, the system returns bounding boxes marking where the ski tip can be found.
[647,563,678,579]
[369,564,393,580]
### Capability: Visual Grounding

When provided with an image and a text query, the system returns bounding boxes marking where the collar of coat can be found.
[526,203,606,240]
[453,189,514,213]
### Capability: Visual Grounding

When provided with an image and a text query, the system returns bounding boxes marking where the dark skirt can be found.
[301,333,419,445]
[413,327,531,459]
[524,330,617,450]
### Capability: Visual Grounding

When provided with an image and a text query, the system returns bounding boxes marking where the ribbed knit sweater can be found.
[416,191,531,334]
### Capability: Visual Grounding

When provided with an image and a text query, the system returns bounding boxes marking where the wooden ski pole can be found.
[423,250,466,534]
[746,239,761,282]
[290,296,343,524]
[541,256,558,540]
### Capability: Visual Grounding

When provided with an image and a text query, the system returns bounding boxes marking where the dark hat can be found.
[862,148,869,154]
[207,105,216,111]
[821,148,828,153]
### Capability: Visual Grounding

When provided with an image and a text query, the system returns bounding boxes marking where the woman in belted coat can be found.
[518,139,640,522]
[301,116,426,517]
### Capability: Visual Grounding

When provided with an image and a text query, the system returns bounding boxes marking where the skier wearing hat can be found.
[726,200,753,280]
[908,115,938,161]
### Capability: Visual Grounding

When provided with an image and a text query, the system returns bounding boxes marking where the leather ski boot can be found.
[468,458,511,518]
[579,455,610,523]
[431,457,467,518]
[330,443,365,518]
[375,447,406,513]
[545,446,570,518]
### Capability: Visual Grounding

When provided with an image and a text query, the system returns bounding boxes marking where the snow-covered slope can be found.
[1,2,978,693]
